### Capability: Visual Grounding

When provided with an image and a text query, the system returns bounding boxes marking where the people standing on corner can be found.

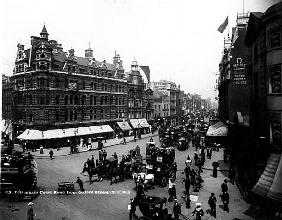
[208,193,217,218]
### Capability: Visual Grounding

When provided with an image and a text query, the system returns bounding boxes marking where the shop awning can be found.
[17,125,114,140]
[206,122,228,136]
[117,121,132,131]
[138,118,150,128]
[130,119,141,129]
[252,153,282,202]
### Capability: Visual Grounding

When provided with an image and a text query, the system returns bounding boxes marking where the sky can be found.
[1,0,281,100]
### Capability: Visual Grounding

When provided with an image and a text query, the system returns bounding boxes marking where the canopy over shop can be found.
[116,121,132,136]
[130,118,150,134]
[205,121,228,147]
[17,125,114,140]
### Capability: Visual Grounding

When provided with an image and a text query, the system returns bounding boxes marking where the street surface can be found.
[0,135,254,220]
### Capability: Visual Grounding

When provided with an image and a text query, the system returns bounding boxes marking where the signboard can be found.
[232,58,247,85]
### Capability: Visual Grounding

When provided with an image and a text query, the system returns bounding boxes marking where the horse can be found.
[110,166,121,185]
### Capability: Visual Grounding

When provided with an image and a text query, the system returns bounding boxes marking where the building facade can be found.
[11,25,128,132]
[127,61,145,119]
[2,75,13,121]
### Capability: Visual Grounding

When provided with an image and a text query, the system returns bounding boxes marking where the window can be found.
[270,27,281,48]
[94,110,97,119]
[65,95,68,105]
[90,82,94,90]
[75,96,79,105]
[90,110,93,120]
[104,96,108,105]
[104,84,107,91]
[90,95,93,105]
[74,110,78,121]
[55,111,60,121]
[82,95,86,105]
[82,81,86,90]
[46,95,49,105]
[269,65,281,94]
[68,66,71,72]
[72,66,76,72]
[70,95,74,105]
[100,96,104,105]
[94,83,97,90]
[40,95,45,105]
[269,112,281,145]
[29,95,33,105]
[116,85,118,92]
[70,110,73,121]
[94,96,97,105]
[65,110,68,121]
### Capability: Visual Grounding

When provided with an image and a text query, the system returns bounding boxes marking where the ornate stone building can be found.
[11,25,128,131]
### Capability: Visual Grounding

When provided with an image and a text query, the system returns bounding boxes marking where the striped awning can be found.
[138,118,150,128]
[117,121,132,131]
[17,125,114,140]
[252,153,282,202]
[130,119,141,129]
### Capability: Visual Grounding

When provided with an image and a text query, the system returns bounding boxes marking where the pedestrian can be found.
[99,150,103,164]
[222,191,229,212]
[27,202,35,220]
[192,203,204,220]
[173,199,182,220]
[229,168,235,185]
[186,193,191,209]
[123,136,126,145]
[168,177,175,202]
[49,150,54,160]
[76,177,84,191]
[208,193,217,218]
[150,137,153,142]
[173,162,177,178]
[190,169,196,187]
[136,182,145,202]
[89,155,95,168]
[212,161,219,178]
[184,165,191,179]
[221,179,228,193]
[103,149,107,162]
[183,176,190,195]
[129,198,137,220]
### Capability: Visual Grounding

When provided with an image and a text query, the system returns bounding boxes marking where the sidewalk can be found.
[178,149,253,220]
[16,133,157,158]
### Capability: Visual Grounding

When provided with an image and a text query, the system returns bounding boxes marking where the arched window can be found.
[70,110,73,121]
[75,96,79,105]
[65,95,68,105]
[70,95,74,105]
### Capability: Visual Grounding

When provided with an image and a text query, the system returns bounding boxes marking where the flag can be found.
[140,66,150,83]
[217,17,228,33]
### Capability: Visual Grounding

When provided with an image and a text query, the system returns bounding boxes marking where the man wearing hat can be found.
[129,197,137,220]
[192,203,204,220]
[27,202,35,220]
[173,198,181,220]
[208,192,217,218]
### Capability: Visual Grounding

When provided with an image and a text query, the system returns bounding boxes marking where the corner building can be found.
[11,25,128,131]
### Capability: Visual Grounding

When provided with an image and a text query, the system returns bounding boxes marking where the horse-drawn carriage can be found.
[177,137,188,151]
[137,195,172,220]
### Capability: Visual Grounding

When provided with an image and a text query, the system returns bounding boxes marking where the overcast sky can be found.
[1,0,280,99]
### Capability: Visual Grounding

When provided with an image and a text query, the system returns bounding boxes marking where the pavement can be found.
[14,133,158,158]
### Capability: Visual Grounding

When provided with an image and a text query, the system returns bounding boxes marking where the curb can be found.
[33,134,158,159]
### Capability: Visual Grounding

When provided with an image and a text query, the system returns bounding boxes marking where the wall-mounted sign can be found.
[232,58,247,85]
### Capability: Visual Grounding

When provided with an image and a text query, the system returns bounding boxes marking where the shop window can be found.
[269,65,281,94]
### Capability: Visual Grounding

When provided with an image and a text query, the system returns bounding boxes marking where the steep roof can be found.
[41,25,48,35]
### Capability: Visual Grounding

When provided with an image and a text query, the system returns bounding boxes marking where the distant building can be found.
[2,74,13,121]
[153,90,170,118]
